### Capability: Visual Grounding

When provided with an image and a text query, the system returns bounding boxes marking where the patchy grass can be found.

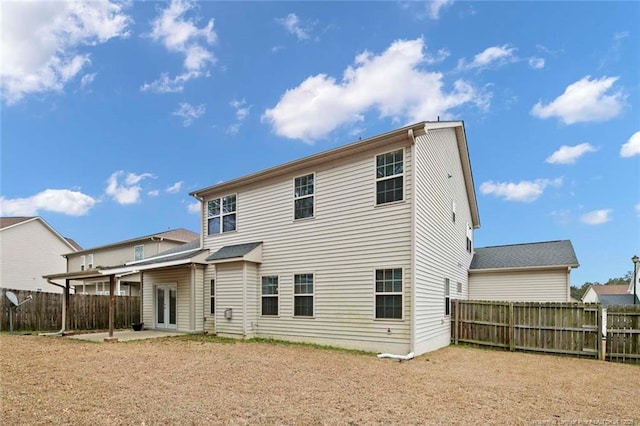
[1,334,638,425]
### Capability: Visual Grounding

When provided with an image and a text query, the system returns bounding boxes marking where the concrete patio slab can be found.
[66,330,184,343]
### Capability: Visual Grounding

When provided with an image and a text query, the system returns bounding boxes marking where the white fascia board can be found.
[469,265,578,274]
[101,258,194,275]
[124,247,201,266]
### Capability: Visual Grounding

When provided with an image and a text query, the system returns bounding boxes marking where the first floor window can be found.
[376,149,404,205]
[210,279,215,315]
[294,274,314,317]
[375,268,403,319]
[208,195,237,235]
[444,278,451,316]
[261,276,279,316]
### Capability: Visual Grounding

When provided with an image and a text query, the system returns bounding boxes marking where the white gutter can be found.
[101,258,197,275]
[125,247,201,266]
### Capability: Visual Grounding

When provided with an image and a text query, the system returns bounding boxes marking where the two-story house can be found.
[66,228,198,296]
[1,216,81,293]
[104,121,479,356]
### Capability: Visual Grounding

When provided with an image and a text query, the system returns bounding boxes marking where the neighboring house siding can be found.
[202,139,413,354]
[413,128,474,354]
[67,240,184,271]
[581,288,598,303]
[469,269,569,302]
[0,219,71,293]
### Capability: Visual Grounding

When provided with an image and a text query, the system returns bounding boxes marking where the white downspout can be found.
[408,127,418,356]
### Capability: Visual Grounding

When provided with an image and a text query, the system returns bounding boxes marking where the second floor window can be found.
[294,174,314,219]
[208,195,237,235]
[376,149,404,204]
[87,254,94,269]
[134,245,144,261]
[80,255,86,271]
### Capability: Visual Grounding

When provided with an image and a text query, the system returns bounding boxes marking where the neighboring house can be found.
[0,217,80,293]
[66,229,198,296]
[105,121,481,356]
[581,284,638,305]
[468,240,579,302]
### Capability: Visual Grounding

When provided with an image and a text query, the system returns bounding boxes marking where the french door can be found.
[156,285,177,329]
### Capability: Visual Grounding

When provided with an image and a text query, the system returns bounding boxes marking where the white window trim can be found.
[373,267,404,321]
[134,244,144,261]
[207,194,238,235]
[374,148,406,206]
[293,273,314,318]
[87,254,94,269]
[80,255,86,271]
[260,275,279,317]
[293,172,315,221]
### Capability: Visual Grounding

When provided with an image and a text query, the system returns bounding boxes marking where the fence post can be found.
[599,306,607,361]
[509,302,515,352]
[454,299,459,345]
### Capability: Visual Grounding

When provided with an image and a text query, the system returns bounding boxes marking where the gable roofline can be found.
[65,228,199,256]
[1,216,79,252]
[189,121,479,227]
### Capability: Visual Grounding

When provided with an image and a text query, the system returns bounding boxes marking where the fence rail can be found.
[1,288,141,332]
[452,300,639,364]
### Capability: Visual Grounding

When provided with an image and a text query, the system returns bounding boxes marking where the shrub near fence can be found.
[0,288,141,332]
[451,300,640,364]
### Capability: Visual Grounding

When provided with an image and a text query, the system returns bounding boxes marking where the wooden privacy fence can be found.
[0,288,141,332]
[451,300,640,364]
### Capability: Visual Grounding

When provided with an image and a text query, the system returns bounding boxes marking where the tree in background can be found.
[570,271,633,300]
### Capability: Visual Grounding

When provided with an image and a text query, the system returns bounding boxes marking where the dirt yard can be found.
[1,334,638,425]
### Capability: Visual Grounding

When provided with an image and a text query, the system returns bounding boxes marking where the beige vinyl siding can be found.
[215,262,245,337]
[141,266,195,332]
[193,266,205,332]
[469,269,570,302]
[581,287,598,303]
[0,219,71,293]
[201,140,413,354]
[413,128,474,354]
[244,263,259,338]
[66,240,185,271]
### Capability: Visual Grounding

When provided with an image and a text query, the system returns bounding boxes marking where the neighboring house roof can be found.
[0,216,79,252]
[598,294,639,306]
[470,240,579,271]
[190,121,480,229]
[206,242,263,262]
[67,228,199,255]
[590,285,630,296]
[65,238,83,251]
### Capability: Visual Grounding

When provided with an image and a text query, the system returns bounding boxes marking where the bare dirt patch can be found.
[1,334,638,425]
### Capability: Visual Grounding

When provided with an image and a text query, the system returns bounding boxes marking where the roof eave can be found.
[469,264,579,273]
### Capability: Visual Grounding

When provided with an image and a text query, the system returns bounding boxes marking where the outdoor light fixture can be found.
[633,255,639,305]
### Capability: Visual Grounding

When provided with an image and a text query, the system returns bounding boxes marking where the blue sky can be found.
[1,1,639,286]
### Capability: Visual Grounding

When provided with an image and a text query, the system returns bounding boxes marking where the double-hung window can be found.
[444,278,451,316]
[294,173,314,219]
[375,268,403,319]
[261,276,279,316]
[207,195,237,235]
[87,254,94,269]
[80,255,86,271]
[376,149,404,205]
[294,274,314,317]
[134,245,144,261]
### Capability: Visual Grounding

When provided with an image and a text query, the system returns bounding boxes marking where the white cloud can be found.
[480,178,563,203]
[0,189,96,216]
[277,13,311,40]
[528,57,545,69]
[166,181,183,194]
[0,0,130,104]
[428,0,454,19]
[187,201,201,214]
[105,171,154,204]
[79,72,97,90]
[580,209,612,225]
[227,98,251,134]
[262,38,489,143]
[531,76,625,124]
[173,102,205,126]
[635,203,640,217]
[546,143,597,165]
[142,0,216,93]
[148,190,160,197]
[620,131,640,158]
[458,44,517,70]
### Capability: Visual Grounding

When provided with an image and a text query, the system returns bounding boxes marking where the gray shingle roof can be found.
[598,294,639,306]
[206,242,262,261]
[470,240,579,270]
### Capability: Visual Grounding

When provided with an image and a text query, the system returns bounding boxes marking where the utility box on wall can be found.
[224,308,232,319]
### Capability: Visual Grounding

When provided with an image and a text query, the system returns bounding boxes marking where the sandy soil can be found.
[1,334,638,425]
